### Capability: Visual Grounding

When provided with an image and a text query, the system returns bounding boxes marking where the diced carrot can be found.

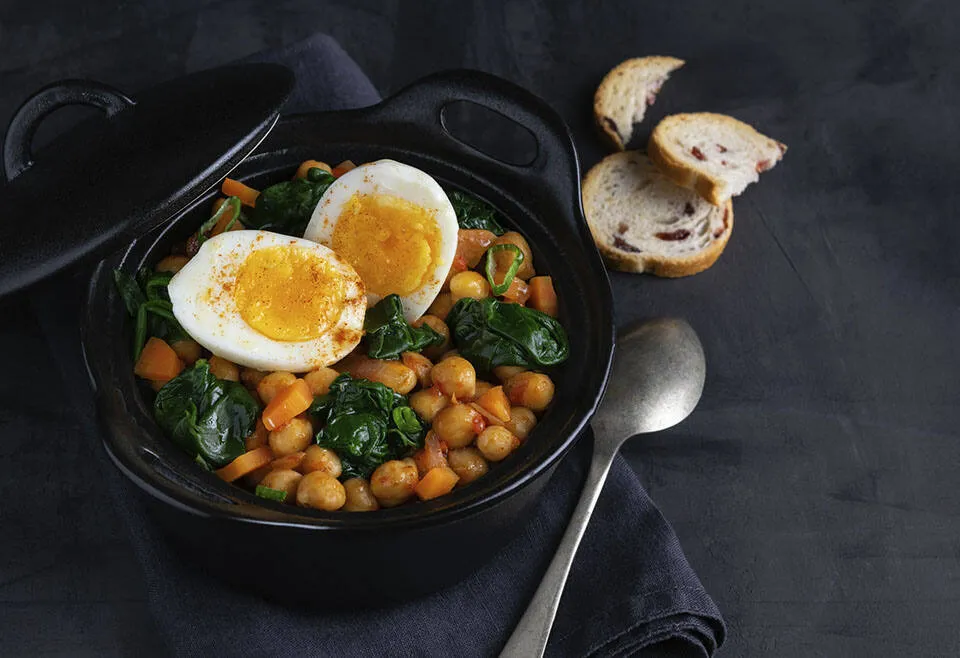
[244,419,269,452]
[476,385,511,423]
[470,402,505,427]
[270,451,306,472]
[528,276,558,317]
[414,466,460,501]
[216,446,273,482]
[134,337,183,383]
[295,159,332,179]
[413,431,448,477]
[221,178,260,207]
[332,160,357,177]
[261,379,313,431]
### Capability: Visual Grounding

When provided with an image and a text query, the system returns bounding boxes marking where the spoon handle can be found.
[500,442,619,658]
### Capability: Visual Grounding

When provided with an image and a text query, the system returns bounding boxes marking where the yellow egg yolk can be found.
[234,245,346,341]
[330,193,442,297]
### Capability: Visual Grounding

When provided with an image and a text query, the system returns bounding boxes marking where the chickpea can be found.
[343,356,417,394]
[296,471,346,511]
[427,292,454,321]
[243,463,272,488]
[155,255,190,274]
[401,352,433,388]
[476,426,520,462]
[343,478,379,511]
[259,469,302,503]
[450,271,492,301]
[301,445,342,478]
[413,315,450,361]
[473,380,494,400]
[493,231,535,280]
[268,417,313,457]
[171,340,202,366]
[447,447,489,485]
[303,367,339,396]
[241,367,267,391]
[258,371,297,404]
[410,387,450,422]
[370,459,419,508]
[431,356,476,400]
[209,356,240,381]
[504,406,537,441]
[368,361,417,394]
[500,277,530,305]
[295,159,332,178]
[503,372,555,413]
[493,365,527,383]
[432,403,484,448]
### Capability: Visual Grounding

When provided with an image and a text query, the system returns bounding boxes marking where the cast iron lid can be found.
[0,63,294,297]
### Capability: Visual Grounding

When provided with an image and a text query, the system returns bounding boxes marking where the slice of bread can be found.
[648,112,786,206]
[582,151,733,277]
[594,56,685,150]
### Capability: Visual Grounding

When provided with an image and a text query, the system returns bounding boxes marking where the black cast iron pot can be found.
[5,66,614,604]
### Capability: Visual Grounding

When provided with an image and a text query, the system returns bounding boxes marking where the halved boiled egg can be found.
[303,159,458,322]
[168,230,366,372]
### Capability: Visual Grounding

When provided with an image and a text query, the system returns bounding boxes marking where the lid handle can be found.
[2,80,135,181]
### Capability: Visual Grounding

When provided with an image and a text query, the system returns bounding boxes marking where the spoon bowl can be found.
[592,317,707,440]
[501,317,706,657]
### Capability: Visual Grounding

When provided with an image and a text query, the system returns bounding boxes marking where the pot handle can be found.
[2,80,135,181]
[367,70,582,207]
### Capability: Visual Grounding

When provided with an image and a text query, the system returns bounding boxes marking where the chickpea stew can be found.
[115,158,568,512]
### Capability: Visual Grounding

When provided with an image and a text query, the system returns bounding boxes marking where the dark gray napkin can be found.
[16,33,724,658]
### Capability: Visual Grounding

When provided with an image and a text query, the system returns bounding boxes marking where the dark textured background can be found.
[1,1,958,656]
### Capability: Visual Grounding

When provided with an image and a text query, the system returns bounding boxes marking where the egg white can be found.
[168,230,366,373]
[302,159,458,322]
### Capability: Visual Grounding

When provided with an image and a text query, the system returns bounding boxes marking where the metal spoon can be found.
[500,318,706,658]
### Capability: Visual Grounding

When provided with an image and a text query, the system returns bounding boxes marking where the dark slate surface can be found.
[1,1,958,656]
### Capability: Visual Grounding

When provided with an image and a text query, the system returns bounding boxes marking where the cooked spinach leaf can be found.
[364,294,444,359]
[245,167,335,236]
[311,373,426,479]
[154,359,260,468]
[114,268,187,359]
[445,297,569,372]
[447,189,506,235]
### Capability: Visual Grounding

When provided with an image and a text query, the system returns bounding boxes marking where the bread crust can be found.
[582,152,734,277]
[593,56,685,151]
[648,112,787,206]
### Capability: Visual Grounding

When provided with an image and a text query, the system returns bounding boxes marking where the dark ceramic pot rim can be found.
[82,70,615,533]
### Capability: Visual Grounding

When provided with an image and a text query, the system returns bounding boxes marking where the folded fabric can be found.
[24,33,725,657]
